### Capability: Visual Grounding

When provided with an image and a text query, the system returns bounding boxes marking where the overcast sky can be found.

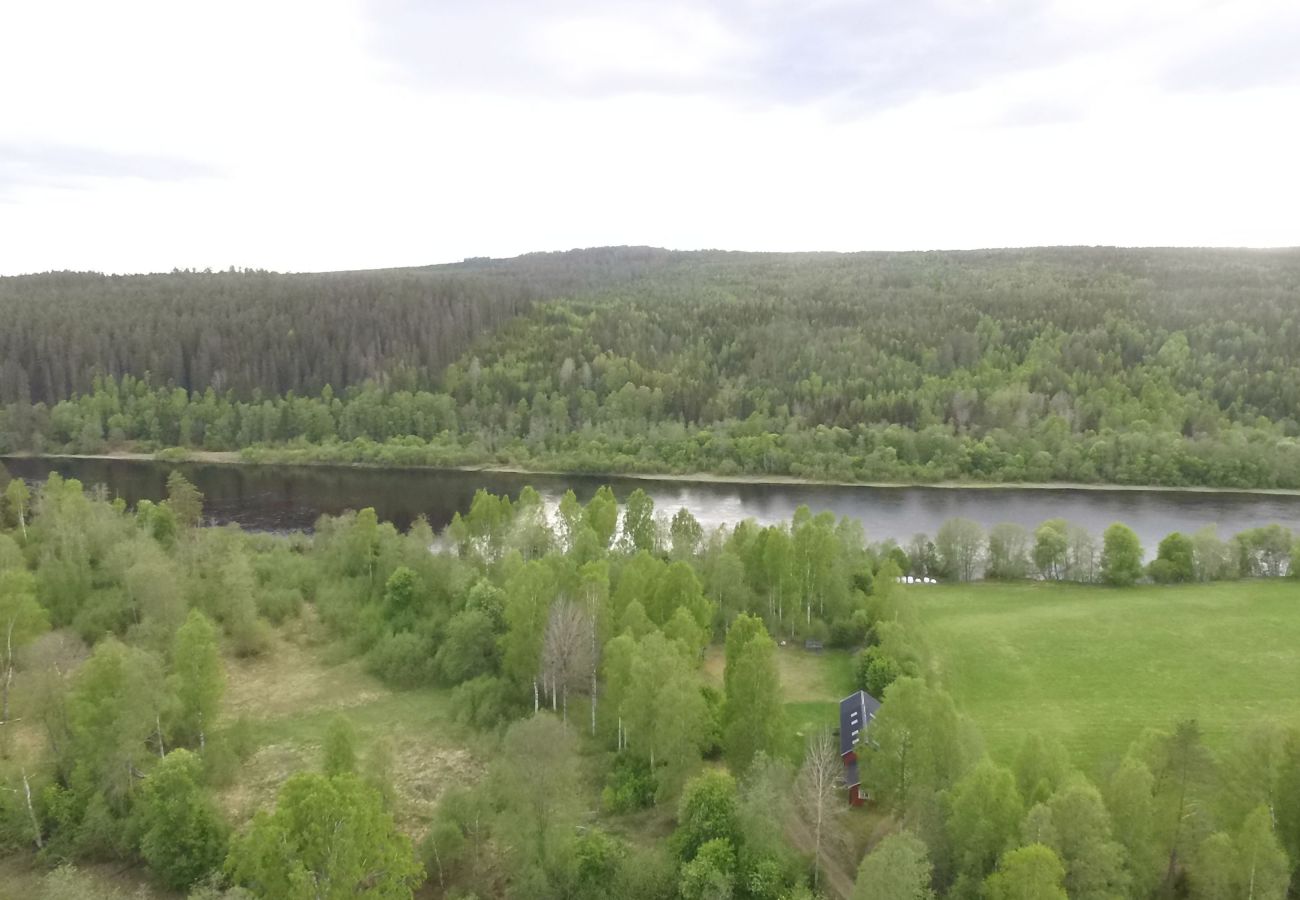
[2,0,1298,274]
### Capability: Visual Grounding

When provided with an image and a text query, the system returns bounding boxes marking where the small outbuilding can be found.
[838,689,881,806]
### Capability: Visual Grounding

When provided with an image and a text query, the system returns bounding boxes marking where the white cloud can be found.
[0,0,1296,274]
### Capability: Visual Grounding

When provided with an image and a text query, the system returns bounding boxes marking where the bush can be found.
[202,716,258,787]
[71,588,132,644]
[673,771,739,860]
[699,685,724,759]
[856,646,903,697]
[1101,523,1144,587]
[434,608,499,684]
[137,750,229,890]
[1151,532,1195,583]
[801,618,830,644]
[1148,558,1181,584]
[450,675,523,729]
[256,586,303,624]
[829,609,872,648]
[602,755,657,813]
[367,631,437,687]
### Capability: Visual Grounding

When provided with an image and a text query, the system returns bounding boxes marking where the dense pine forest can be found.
[3,247,1300,487]
[0,248,673,404]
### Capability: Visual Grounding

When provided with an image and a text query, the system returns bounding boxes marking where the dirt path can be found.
[785,815,857,900]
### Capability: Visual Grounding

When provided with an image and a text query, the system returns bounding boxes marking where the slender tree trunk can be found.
[155,714,166,757]
[198,710,206,753]
[812,795,823,889]
[533,678,539,713]
[3,618,13,722]
[1166,755,1190,885]
[22,770,42,850]
[588,590,598,736]
[430,841,445,890]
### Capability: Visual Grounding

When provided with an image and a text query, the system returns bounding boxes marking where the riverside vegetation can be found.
[2,247,1300,488]
[0,464,1298,898]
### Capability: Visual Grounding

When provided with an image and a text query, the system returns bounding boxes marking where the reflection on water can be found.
[5,457,1300,555]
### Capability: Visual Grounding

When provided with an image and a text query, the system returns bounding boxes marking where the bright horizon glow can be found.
[2,0,1298,275]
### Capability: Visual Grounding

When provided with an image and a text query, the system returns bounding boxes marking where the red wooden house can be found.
[839,689,881,806]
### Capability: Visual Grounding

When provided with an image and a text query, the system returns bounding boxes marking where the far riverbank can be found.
[6,449,1300,498]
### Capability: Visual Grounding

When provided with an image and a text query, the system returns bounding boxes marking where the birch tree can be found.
[722,614,783,774]
[540,598,593,723]
[0,569,48,722]
[502,560,557,710]
[4,479,29,541]
[796,728,845,891]
[623,632,707,799]
[169,609,224,751]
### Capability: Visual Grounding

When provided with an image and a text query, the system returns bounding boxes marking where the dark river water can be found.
[5,457,1300,554]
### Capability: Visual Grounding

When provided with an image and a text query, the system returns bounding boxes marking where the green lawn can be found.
[911,580,1300,773]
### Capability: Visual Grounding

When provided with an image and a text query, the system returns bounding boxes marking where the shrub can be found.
[450,675,523,729]
[367,630,437,687]
[602,755,657,813]
[856,645,904,697]
[255,586,302,624]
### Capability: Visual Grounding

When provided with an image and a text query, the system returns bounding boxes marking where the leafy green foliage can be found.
[225,772,422,899]
[1101,523,1143,586]
[721,614,784,774]
[984,844,1068,900]
[862,677,971,815]
[852,831,935,900]
[135,749,228,890]
[1,568,48,720]
[673,770,739,861]
[1150,531,1195,583]
[946,758,1024,889]
[9,249,1300,489]
[169,609,223,748]
[322,715,358,777]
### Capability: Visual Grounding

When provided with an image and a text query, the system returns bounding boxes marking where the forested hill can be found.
[0,246,676,405]
[4,246,1300,487]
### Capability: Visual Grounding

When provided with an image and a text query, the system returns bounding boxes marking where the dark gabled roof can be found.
[843,758,861,789]
[839,690,881,757]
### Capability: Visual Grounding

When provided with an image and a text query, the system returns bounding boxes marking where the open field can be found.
[216,614,485,834]
[912,580,1300,773]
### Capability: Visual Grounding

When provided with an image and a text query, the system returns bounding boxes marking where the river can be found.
[5,456,1300,555]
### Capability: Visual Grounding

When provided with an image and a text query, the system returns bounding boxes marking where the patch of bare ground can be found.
[0,852,175,899]
[220,609,386,723]
[217,614,485,838]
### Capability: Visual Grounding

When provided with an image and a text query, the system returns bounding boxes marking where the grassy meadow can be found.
[910,579,1300,773]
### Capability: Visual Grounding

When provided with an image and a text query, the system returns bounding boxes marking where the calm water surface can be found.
[5,457,1300,554]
